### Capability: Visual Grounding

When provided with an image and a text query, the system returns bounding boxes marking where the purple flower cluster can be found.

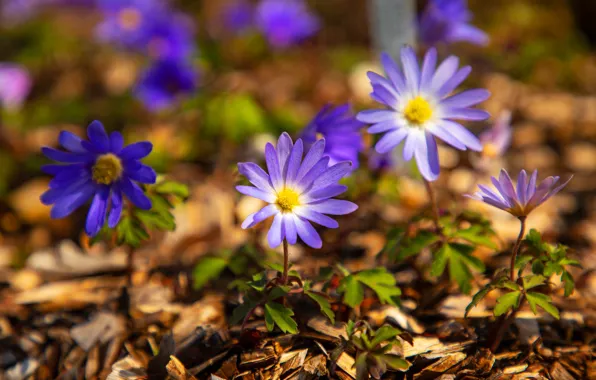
[224,0,319,49]
[96,0,197,112]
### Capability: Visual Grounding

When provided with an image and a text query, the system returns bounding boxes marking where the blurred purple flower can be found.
[143,12,195,60]
[300,104,364,170]
[357,47,490,182]
[368,149,394,171]
[419,0,488,47]
[0,63,32,110]
[224,0,254,34]
[255,0,319,49]
[466,169,572,218]
[134,58,197,112]
[237,133,357,249]
[479,110,512,159]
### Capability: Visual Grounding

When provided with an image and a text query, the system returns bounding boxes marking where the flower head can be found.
[479,110,512,159]
[0,63,31,110]
[466,169,572,218]
[255,0,319,49]
[357,46,490,181]
[237,133,358,249]
[223,0,254,34]
[300,104,364,169]
[419,0,488,47]
[134,58,197,112]
[40,121,157,236]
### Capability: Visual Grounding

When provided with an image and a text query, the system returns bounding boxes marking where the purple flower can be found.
[300,104,364,170]
[466,169,572,218]
[255,0,319,49]
[237,133,358,249]
[419,0,488,47]
[95,0,169,51]
[224,0,254,34]
[479,110,512,159]
[356,47,490,181]
[40,121,157,236]
[0,63,31,109]
[368,149,394,171]
[134,58,197,112]
[142,12,195,60]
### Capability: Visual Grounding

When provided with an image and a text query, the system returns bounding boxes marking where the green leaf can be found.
[432,243,485,294]
[229,298,258,325]
[523,275,546,290]
[525,229,545,252]
[393,230,438,262]
[355,353,369,380]
[562,271,575,297]
[526,292,559,319]
[153,180,189,199]
[379,227,404,260]
[369,325,401,348]
[380,354,410,371]
[515,254,534,271]
[560,258,582,268]
[263,302,298,333]
[247,272,268,292]
[116,216,149,248]
[494,291,522,317]
[531,260,545,275]
[340,275,364,308]
[192,257,228,290]
[355,268,401,306]
[305,291,335,324]
[465,283,493,318]
[452,225,497,249]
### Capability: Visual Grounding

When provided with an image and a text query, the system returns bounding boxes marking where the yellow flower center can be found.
[482,143,499,158]
[92,154,123,185]
[276,188,300,212]
[118,8,142,30]
[403,96,433,126]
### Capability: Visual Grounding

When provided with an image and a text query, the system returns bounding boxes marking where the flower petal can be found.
[126,164,157,184]
[267,213,284,248]
[400,46,420,93]
[42,147,93,163]
[120,177,152,210]
[265,143,283,192]
[108,185,123,228]
[420,47,437,93]
[238,162,275,192]
[308,199,358,215]
[436,120,482,151]
[442,108,490,121]
[437,66,471,98]
[277,132,293,173]
[293,206,338,228]
[431,56,459,94]
[284,214,297,244]
[110,132,124,154]
[242,204,278,229]
[380,52,406,94]
[120,141,153,160]
[295,138,326,182]
[285,138,304,186]
[310,161,352,192]
[415,133,440,182]
[375,128,409,154]
[236,185,276,203]
[50,182,96,219]
[86,120,110,153]
[427,123,466,150]
[297,156,330,191]
[302,184,348,203]
[356,109,397,124]
[58,131,86,153]
[85,186,110,236]
[517,170,528,204]
[294,216,322,249]
[441,89,490,108]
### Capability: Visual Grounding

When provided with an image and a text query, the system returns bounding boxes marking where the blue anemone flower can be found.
[40,120,157,236]
[300,104,364,170]
[237,133,358,249]
[255,0,319,49]
[134,58,197,112]
[419,0,488,47]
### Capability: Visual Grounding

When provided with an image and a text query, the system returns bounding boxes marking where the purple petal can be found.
[108,185,123,228]
[437,66,472,98]
[58,131,86,153]
[441,89,490,108]
[242,204,278,229]
[277,132,293,173]
[295,139,326,181]
[285,138,304,186]
[436,120,482,151]
[308,199,358,215]
[294,216,322,249]
[380,52,406,94]
[498,170,518,203]
[517,170,528,204]
[297,157,330,191]
[310,161,352,192]
[238,162,275,192]
[368,120,401,134]
[120,177,151,210]
[86,121,110,153]
[120,141,153,160]
[448,23,489,46]
[420,47,437,93]
[428,123,466,150]
[85,186,110,236]
[375,128,409,154]
[283,214,297,244]
[110,132,124,154]
[356,109,397,124]
[293,206,338,228]
[442,108,490,121]
[526,170,538,200]
[42,147,93,163]
[403,131,420,161]
[415,133,440,182]
[431,56,459,94]
[236,185,276,203]
[50,182,96,219]
[265,143,283,192]
[400,46,420,93]
[302,184,348,203]
[267,213,284,248]
[126,164,157,184]
[371,84,398,108]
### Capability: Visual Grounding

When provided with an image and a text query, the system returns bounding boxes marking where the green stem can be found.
[282,239,289,285]
[424,179,441,234]
[510,216,527,282]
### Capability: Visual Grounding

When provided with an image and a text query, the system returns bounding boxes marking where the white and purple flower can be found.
[466,169,572,218]
[237,133,358,249]
[40,121,157,236]
[357,46,490,181]
[479,110,512,159]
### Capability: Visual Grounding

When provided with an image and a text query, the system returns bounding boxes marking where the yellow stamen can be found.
[316,132,324,141]
[92,154,123,185]
[403,96,433,126]
[276,188,300,212]
[118,8,142,30]
[482,143,499,158]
